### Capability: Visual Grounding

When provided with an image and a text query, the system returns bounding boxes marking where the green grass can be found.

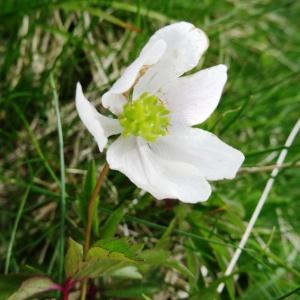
[1,0,300,299]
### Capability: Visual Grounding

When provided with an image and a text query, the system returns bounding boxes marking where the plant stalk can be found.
[80,162,109,300]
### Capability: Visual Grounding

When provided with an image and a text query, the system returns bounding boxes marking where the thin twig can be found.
[217,119,300,293]
[80,163,109,300]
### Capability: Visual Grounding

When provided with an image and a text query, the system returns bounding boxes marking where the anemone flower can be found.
[76,21,244,203]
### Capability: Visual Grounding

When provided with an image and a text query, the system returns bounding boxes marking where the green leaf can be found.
[104,284,158,298]
[64,238,83,278]
[186,239,201,288]
[139,249,194,279]
[0,274,29,300]
[75,245,141,279]
[165,259,194,279]
[67,238,192,281]
[139,249,169,265]
[1,275,56,300]
[78,161,100,237]
[101,206,125,239]
[110,266,143,279]
[142,294,152,300]
[73,239,144,279]
[83,161,97,206]
[93,238,143,260]
[155,218,177,249]
[88,246,136,263]
[92,198,100,237]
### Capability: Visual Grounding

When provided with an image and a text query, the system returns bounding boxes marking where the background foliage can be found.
[1,0,300,299]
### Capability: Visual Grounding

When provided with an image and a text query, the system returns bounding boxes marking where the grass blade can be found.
[50,75,66,283]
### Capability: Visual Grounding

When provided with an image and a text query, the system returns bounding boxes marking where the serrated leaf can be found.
[64,238,83,278]
[87,246,136,263]
[74,241,143,279]
[101,207,125,239]
[93,238,143,259]
[75,251,134,279]
[6,276,56,300]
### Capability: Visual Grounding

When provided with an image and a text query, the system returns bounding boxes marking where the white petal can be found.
[133,22,209,99]
[107,136,211,203]
[161,65,228,126]
[102,39,166,115]
[152,127,244,181]
[75,82,121,152]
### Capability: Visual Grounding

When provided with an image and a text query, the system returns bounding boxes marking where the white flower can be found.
[76,21,244,203]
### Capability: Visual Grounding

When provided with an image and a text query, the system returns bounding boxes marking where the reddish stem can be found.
[62,288,69,300]
[58,278,76,300]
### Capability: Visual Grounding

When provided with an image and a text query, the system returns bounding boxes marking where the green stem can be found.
[5,186,30,273]
[51,75,66,283]
[80,163,109,300]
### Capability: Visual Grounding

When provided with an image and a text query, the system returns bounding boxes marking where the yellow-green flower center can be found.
[118,92,170,142]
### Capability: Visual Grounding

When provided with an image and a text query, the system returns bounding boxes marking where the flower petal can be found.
[102,39,166,115]
[107,136,211,203]
[133,21,209,99]
[160,65,228,126]
[152,127,244,181]
[76,82,121,152]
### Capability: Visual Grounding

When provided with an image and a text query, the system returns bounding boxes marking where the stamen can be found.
[118,93,170,142]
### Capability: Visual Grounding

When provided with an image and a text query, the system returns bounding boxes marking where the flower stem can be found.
[80,162,109,300]
[62,288,69,300]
